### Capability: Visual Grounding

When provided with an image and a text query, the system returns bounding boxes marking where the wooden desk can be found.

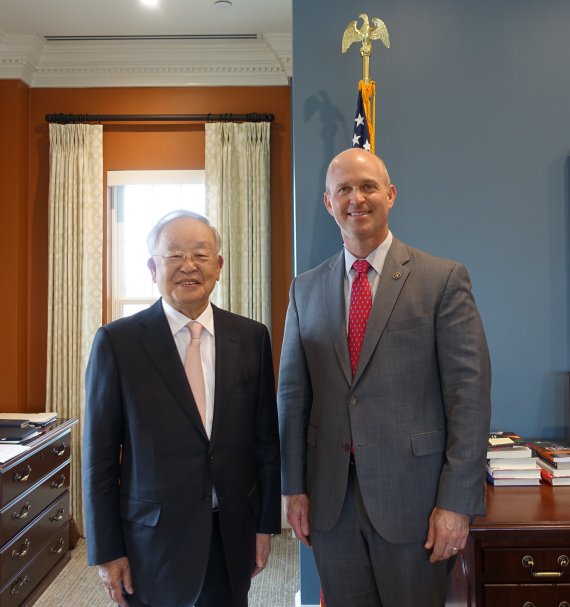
[0,420,76,606]
[447,484,570,607]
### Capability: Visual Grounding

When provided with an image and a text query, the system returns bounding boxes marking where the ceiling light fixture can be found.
[214,0,233,7]
[140,0,159,7]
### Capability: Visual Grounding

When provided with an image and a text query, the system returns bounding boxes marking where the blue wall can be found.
[292,0,570,440]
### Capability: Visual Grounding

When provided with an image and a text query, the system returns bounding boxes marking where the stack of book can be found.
[526,440,570,486]
[0,412,57,427]
[486,432,540,486]
[0,421,41,444]
[0,412,58,445]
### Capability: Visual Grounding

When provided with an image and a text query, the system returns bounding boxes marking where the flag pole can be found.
[361,51,375,150]
[342,14,390,153]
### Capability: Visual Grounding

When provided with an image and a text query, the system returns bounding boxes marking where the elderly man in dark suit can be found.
[278,148,491,607]
[83,210,281,607]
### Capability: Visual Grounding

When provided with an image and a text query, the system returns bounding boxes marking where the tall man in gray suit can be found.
[278,148,491,607]
[83,210,281,607]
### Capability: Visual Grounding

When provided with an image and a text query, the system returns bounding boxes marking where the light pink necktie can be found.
[348,260,372,376]
[185,322,206,428]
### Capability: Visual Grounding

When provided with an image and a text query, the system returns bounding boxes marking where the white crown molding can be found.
[262,33,292,79]
[0,31,292,87]
[0,34,45,85]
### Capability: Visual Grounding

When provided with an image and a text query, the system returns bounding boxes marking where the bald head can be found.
[325,148,391,195]
[323,147,397,258]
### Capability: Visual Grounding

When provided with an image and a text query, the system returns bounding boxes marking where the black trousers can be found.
[127,512,247,607]
[195,511,248,607]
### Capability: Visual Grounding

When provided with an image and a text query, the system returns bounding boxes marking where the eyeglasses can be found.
[152,249,216,265]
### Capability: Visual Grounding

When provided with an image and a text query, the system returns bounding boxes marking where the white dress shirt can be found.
[161,299,216,439]
[162,299,218,508]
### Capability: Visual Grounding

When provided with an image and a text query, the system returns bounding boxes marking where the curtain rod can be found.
[45,112,275,124]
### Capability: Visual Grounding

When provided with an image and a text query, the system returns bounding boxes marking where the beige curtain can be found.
[46,124,103,535]
[205,122,271,330]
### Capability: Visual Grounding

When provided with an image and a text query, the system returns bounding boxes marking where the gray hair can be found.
[146,210,222,255]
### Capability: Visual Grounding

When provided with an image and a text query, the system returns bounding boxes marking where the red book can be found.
[540,467,570,486]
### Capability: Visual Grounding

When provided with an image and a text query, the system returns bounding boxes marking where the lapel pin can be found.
[393,272,402,280]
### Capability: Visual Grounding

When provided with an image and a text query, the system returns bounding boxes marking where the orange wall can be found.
[0,81,30,411]
[1,83,291,411]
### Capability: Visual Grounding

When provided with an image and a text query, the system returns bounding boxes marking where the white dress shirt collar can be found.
[161,299,215,338]
[344,230,393,278]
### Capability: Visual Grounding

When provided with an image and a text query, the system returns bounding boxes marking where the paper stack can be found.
[0,412,57,427]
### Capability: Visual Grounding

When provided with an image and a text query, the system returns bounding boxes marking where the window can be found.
[108,170,206,320]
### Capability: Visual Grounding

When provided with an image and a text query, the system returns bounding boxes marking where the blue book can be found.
[0,426,41,443]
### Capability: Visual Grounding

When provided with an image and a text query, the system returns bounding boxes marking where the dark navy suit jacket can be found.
[83,300,281,607]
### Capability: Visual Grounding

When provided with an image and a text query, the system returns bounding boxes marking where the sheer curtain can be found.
[46,123,103,535]
[205,122,271,330]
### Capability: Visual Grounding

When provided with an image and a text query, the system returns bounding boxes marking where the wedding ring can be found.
[451,546,458,552]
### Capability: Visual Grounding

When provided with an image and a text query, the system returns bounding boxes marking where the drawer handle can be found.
[560,602,570,607]
[52,442,67,456]
[11,539,31,558]
[49,538,65,555]
[10,575,30,596]
[11,502,31,520]
[50,507,65,522]
[12,464,32,482]
[522,554,569,577]
[50,474,66,489]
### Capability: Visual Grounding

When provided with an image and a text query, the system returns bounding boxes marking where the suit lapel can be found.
[322,251,352,385]
[354,238,411,384]
[137,300,208,439]
[210,305,240,445]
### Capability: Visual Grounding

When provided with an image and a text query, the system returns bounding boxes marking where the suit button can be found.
[203,492,212,501]
[349,396,357,406]
[341,442,350,452]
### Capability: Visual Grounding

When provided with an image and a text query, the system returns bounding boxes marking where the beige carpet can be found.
[33,531,299,607]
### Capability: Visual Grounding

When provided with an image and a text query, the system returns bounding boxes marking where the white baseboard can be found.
[295,590,319,607]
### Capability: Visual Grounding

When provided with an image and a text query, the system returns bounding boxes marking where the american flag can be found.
[351,80,376,153]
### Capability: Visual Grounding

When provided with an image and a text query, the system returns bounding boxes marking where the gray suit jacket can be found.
[278,237,491,543]
[83,300,281,607]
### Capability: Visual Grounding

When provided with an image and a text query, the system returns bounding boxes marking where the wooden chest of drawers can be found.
[0,420,76,607]
[447,484,570,607]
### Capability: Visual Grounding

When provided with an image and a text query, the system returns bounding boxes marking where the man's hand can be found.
[424,507,470,562]
[284,493,311,547]
[98,556,134,607]
[252,533,272,578]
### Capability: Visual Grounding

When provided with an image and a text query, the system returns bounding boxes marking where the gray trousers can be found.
[311,465,452,607]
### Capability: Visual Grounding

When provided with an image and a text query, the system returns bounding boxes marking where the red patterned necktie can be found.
[348,260,372,376]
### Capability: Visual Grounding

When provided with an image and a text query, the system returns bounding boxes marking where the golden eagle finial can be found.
[342,13,390,56]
